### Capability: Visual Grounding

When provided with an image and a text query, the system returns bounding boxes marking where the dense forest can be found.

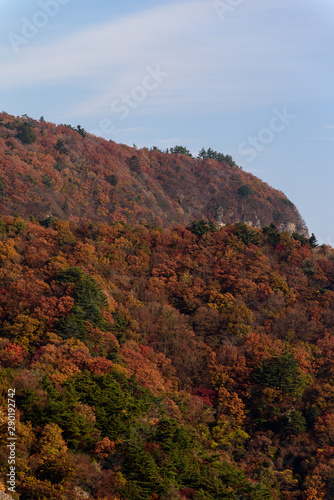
[0,113,307,234]
[0,212,334,499]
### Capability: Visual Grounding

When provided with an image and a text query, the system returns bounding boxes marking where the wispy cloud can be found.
[1,0,332,122]
[0,1,211,88]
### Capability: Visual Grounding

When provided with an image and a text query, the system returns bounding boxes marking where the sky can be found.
[1,0,334,244]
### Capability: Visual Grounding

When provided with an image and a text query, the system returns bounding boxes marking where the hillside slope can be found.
[0,113,307,235]
[0,217,332,499]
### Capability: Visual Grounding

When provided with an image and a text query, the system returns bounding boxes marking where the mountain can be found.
[4,112,333,500]
[0,112,308,235]
[0,215,332,499]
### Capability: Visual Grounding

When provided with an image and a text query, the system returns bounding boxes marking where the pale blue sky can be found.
[1,0,334,243]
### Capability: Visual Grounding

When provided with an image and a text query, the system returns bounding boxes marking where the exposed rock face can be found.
[216,206,226,227]
[0,491,14,499]
[279,221,309,237]
[218,218,308,237]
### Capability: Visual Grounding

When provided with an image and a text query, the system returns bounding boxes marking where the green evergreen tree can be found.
[76,125,87,137]
[198,147,207,159]
[263,223,279,247]
[253,352,307,398]
[238,185,251,197]
[17,121,36,144]
[309,233,318,248]
[170,145,192,157]
[55,267,109,340]
[235,222,260,246]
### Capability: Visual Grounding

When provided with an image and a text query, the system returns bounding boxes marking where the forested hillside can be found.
[0,215,333,499]
[0,113,307,235]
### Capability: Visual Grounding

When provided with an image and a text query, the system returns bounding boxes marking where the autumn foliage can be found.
[0,213,332,499]
[0,112,332,499]
[0,112,307,234]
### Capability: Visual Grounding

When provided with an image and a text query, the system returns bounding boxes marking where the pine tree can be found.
[309,233,318,248]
